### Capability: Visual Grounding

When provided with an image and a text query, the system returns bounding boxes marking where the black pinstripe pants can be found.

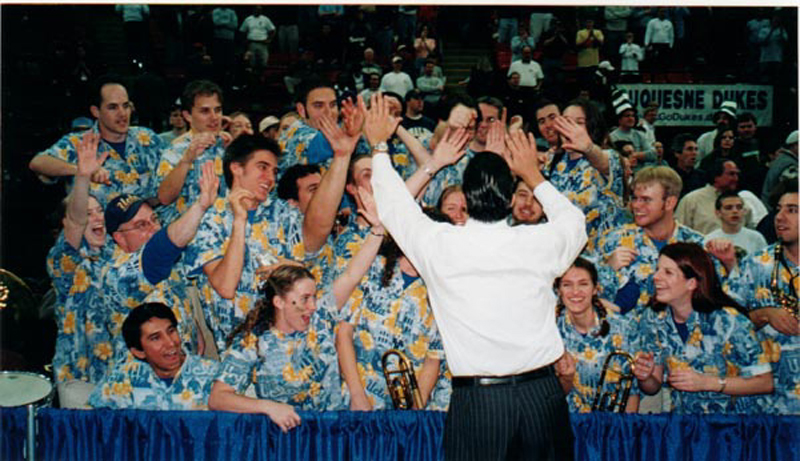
[443,370,574,461]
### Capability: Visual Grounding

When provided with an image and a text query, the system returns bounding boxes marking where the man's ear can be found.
[182,110,192,125]
[90,105,100,119]
[130,347,146,361]
[665,195,678,212]
[296,102,307,120]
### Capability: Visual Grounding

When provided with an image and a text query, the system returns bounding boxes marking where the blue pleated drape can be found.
[2,408,799,461]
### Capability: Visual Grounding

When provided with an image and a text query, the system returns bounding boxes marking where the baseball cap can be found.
[71,117,93,131]
[392,56,403,64]
[718,101,737,118]
[405,89,423,102]
[259,116,280,133]
[785,130,798,146]
[105,194,146,234]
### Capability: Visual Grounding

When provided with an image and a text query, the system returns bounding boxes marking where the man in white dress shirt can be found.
[365,93,585,460]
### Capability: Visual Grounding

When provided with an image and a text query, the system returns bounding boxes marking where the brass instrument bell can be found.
[591,351,635,413]
[381,349,423,410]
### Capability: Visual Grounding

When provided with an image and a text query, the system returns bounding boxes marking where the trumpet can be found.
[591,351,635,413]
[381,349,423,410]
[770,242,799,320]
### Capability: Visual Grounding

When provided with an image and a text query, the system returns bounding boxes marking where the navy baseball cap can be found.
[105,194,146,234]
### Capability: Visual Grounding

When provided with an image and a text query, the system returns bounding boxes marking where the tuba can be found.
[771,242,799,320]
[591,351,635,413]
[381,349,423,410]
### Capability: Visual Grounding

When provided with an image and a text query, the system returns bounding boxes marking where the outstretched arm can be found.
[553,115,609,176]
[166,161,219,247]
[64,132,107,249]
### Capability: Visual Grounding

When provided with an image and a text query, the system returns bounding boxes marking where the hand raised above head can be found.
[362,93,401,147]
[76,131,106,178]
[197,160,220,210]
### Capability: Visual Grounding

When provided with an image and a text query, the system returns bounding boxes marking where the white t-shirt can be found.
[380,72,414,99]
[704,227,768,256]
[507,60,544,88]
[239,15,276,42]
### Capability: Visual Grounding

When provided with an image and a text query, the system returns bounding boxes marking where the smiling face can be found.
[231,149,279,203]
[536,104,561,146]
[440,190,468,225]
[511,181,544,224]
[113,204,160,253]
[631,182,674,229]
[558,266,596,316]
[83,196,107,248]
[229,114,254,140]
[130,317,185,379]
[274,277,317,333]
[653,254,696,308]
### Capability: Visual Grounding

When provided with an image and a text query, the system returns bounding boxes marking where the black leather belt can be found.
[452,365,554,388]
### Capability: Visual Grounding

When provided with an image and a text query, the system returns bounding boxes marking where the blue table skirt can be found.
[1,408,798,461]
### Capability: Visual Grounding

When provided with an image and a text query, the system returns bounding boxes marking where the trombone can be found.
[771,242,799,320]
[381,349,423,410]
[591,351,635,413]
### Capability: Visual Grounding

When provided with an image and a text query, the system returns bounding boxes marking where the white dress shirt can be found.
[371,152,587,376]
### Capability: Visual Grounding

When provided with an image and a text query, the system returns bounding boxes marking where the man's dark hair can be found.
[277,164,321,201]
[671,132,696,154]
[122,303,178,351]
[768,178,798,210]
[715,191,742,210]
[462,152,514,222]
[181,80,223,112]
[90,74,127,108]
[613,140,634,155]
[444,94,477,119]
[737,112,757,126]
[295,76,336,106]
[223,135,282,188]
[706,157,735,185]
[476,96,505,115]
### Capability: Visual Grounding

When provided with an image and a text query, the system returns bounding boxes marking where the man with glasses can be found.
[101,161,219,365]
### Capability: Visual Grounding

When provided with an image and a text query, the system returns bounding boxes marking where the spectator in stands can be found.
[228,112,254,140]
[460,56,496,100]
[670,133,706,198]
[102,161,218,362]
[396,6,418,45]
[510,179,546,225]
[156,80,229,225]
[277,164,322,215]
[211,6,238,87]
[576,18,604,87]
[758,11,789,85]
[731,113,767,195]
[240,6,276,70]
[496,10,519,45]
[258,116,281,141]
[346,10,370,65]
[634,243,772,414]
[745,8,771,82]
[529,8,554,44]
[278,112,300,138]
[696,101,737,166]
[619,31,644,82]
[357,48,383,91]
[314,22,343,69]
[604,6,633,66]
[502,72,528,121]
[609,91,655,170]
[416,60,445,107]
[698,125,736,173]
[510,25,535,62]
[726,187,798,415]
[555,257,641,413]
[273,5,300,56]
[639,102,659,148]
[29,76,164,206]
[644,8,674,77]
[414,24,437,72]
[507,45,544,94]
[380,56,414,99]
[89,303,219,410]
[437,185,468,226]
[704,192,768,256]
[402,89,437,144]
[676,159,766,235]
[761,130,798,208]
[159,104,188,145]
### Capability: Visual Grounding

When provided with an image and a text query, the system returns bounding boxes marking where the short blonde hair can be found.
[631,166,683,198]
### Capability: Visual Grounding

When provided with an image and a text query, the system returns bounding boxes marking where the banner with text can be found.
[617,84,774,127]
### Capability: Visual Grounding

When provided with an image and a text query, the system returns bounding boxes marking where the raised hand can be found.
[356,185,382,231]
[503,129,542,186]
[228,187,256,222]
[341,95,365,138]
[362,93,401,147]
[197,160,220,210]
[76,131,107,178]
[182,133,216,165]
[705,238,737,270]
[432,127,471,167]
[447,104,477,130]
[553,115,593,155]
[485,108,507,156]
[319,114,358,157]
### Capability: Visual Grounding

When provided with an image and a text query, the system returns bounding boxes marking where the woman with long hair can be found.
[699,124,736,172]
[208,188,385,432]
[554,258,640,413]
[634,242,773,413]
[437,184,468,226]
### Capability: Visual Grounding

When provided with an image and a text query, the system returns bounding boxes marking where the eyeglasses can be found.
[117,215,159,233]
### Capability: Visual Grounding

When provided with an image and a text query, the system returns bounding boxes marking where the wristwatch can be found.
[372,141,389,152]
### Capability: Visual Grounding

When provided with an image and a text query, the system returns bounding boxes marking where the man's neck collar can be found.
[644,217,676,241]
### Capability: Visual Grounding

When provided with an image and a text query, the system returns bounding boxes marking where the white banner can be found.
[616,84,774,127]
